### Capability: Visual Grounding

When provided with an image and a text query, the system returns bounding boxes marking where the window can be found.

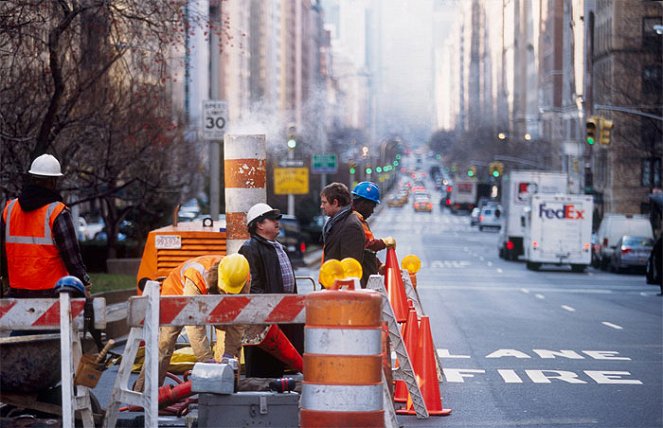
[642,158,662,188]
[642,65,662,102]
[643,17,663,51]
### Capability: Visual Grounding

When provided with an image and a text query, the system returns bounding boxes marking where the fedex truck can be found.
[498,171,568,260]
[523,194,593,272]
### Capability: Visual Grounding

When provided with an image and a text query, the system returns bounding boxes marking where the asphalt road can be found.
[369,193,662,428]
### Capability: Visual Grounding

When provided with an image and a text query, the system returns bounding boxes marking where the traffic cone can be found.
[394,305,419,403]
[249,324,303,373]
[385,247,409,322]
[399,316,451,416]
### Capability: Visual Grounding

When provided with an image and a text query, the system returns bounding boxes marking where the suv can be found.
[478,204,502,231]
[277,215,307,266]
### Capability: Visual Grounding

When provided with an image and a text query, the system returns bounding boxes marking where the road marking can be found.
[561,305,576,312]
[521,288,530,293]
[497,268,503,273]
[479,256,485,261]
[487,261,493,266]
[535,293,545,300]
[602,322,623,330]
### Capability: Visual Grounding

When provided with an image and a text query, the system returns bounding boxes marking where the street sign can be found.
[202,100,228,140]
[279,159,305,167]
[312,154,338,174]
[274,168,309,195]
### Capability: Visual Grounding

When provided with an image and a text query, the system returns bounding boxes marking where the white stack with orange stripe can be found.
[301,290,385,427]
[224,134,266,254]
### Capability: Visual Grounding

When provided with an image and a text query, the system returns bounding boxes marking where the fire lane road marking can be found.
[602,322,623,330]
[561,305,576,312]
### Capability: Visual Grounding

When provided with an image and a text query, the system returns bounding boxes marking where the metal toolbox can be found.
[197,391,300,427]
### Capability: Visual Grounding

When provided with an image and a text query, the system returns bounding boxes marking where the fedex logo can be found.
[538,203,585,220]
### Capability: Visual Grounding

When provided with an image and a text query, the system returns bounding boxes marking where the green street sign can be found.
[312,154,338,174]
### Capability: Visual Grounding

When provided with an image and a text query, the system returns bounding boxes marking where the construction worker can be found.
[1,154,91,298]
[351,181,395,288]
[320,182,365,271]
[134,253,250,391]
[239,203,304,378]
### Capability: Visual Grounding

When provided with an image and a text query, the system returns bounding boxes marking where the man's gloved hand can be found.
[382,236,396,248]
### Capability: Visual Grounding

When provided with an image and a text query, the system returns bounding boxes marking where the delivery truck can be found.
[523,193,593,272]
[498,170,568,260]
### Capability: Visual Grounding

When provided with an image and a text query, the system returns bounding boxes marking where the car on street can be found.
[387,193,408,208]
[413,195,433,213]
[478,204,502,231]
[470,207,480,226]
[609,235,654,273]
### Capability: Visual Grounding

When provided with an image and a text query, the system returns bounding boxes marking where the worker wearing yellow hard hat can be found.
[134,253,250,391]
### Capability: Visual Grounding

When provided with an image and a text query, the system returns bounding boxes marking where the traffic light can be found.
[349,162,356,175]
[599,118,613,145]
[467,166,477,177]
[586,116,599,145]
[489,161,504,178]
[365,166,373,175]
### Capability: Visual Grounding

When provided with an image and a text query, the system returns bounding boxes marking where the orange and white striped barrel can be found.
[224,134,266,254]
[301,290,384,427]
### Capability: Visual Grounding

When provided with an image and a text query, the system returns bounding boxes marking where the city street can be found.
[353,189,663,427]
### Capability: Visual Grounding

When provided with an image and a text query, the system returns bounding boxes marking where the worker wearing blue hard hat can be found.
[351,182,395,287]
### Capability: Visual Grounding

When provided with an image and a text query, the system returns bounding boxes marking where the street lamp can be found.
[498,132,507,141]
[524,133,532,141]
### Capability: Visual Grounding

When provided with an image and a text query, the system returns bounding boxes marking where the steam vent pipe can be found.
[224,134,267,254]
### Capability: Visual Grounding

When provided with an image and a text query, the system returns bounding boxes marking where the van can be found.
[595,214,653,270]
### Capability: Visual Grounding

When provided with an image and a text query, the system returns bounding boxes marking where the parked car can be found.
[470,207,480,226]
[301,215,326,245]
[596,214,653,270]
[277,215,307,264]
[609,235,654,273]
[478,204,502,231]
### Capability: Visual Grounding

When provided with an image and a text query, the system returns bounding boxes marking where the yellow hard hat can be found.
[218,253,250,294]
[341,257,363,279]
[401,254,422,274]
[319,259,345,289]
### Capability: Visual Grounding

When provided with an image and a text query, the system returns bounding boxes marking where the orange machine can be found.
[136,218,226,294]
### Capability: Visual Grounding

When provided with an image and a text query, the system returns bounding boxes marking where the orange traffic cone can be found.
[394,305,419,403]
[385,247,409,322]
[250,324,303,373]
[398,316,451,416]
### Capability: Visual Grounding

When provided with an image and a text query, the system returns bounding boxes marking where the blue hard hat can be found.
[352,181,381,204]
[54,276,85,297]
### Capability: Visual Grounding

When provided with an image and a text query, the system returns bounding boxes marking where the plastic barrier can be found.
[300,289,385,427]
[103,281,306,428]
[0,295,106,428]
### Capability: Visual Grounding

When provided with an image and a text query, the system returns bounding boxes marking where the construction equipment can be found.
[136,215,227,294]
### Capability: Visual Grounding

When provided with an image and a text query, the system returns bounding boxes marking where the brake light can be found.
[445,199,451,206]
[506,240,515,250]
[300,242,307,254]
[532,241,539,249]
[446,186,453,193]
[583,243,591,250]
[621,247,632,254]
[479,215,485,222]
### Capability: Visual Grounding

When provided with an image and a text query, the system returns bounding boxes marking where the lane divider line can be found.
[521,288,530,294]
[561,305,576,312]
[535,294,545,300]
[602,321,623,330]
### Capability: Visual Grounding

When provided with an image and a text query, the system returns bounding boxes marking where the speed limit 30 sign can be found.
[202,100,228,140]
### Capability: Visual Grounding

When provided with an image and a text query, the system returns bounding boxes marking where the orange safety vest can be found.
[160,255,222,296]
[354,211,375,243]
[3,199,69,290]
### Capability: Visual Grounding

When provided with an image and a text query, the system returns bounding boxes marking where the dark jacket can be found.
[322,207,365,266]
[238,234,303,377]
[239,234,297,294]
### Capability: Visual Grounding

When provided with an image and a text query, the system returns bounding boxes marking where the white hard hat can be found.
[28,154,63,177]
[246,203,281,226]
